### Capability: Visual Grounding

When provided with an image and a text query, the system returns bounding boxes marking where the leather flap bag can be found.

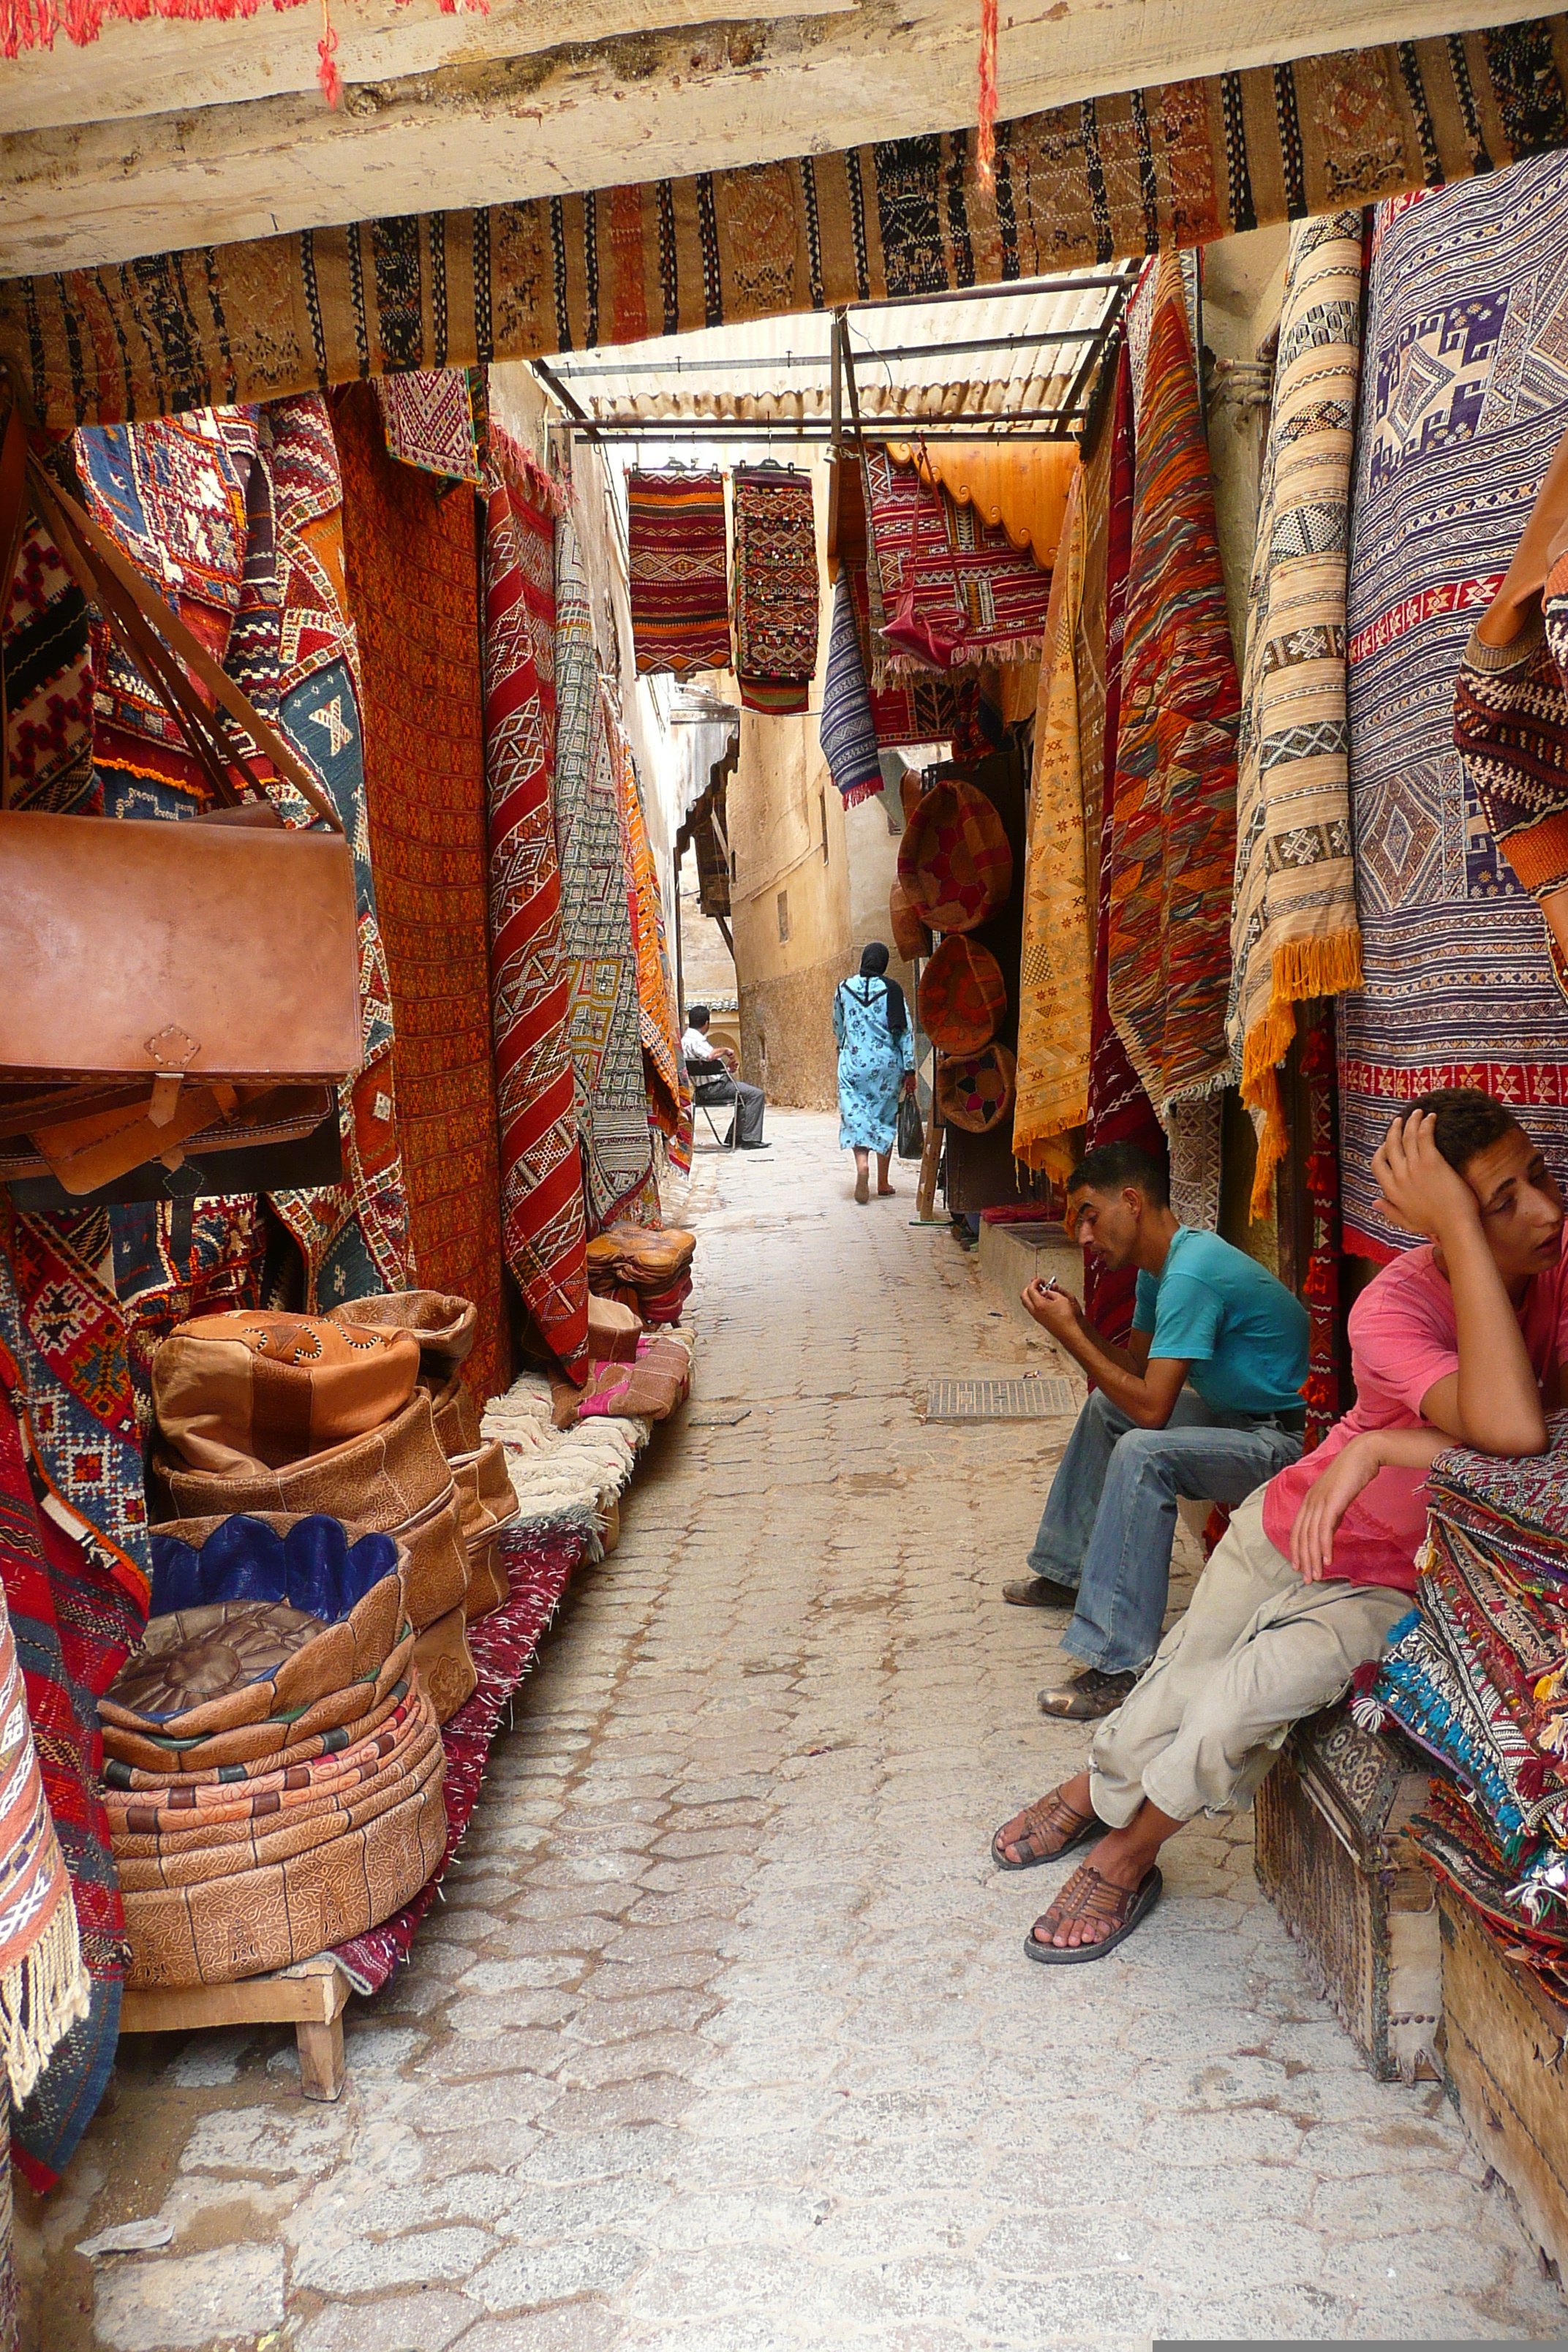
[0,392,360,1194]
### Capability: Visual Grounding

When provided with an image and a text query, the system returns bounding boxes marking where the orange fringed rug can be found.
[333,385,512,1403]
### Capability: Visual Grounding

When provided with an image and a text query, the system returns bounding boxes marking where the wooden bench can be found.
[1439,1887,1568,2277]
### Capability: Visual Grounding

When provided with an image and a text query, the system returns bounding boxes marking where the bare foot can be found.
[877,1183,897,1196]
[853,1167,870,1205]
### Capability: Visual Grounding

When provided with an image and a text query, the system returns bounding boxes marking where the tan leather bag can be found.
[153,1312,422,1477]
[0,401,360,1194]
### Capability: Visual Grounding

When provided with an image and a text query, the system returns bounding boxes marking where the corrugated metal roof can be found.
[548,272,1126,427]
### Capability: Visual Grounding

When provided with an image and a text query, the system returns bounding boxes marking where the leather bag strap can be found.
[26,456,346,834]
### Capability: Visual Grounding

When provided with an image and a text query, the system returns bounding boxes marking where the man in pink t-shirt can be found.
[990,1087,1568,1965]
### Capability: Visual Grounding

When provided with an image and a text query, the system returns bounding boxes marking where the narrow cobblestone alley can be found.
[28,1109,1568,2351]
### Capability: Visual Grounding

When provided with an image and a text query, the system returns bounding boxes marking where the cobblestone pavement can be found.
[26,1109,1567,2349]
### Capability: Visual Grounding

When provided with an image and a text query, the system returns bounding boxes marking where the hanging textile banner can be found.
[1085,350,1167,1346]
[1012,469,1090,1175]
[821,572,883,807]
[258,393,415,1305]
[627,470,731,677]
[1,503,96,815]
[76,412,257,802]
[892,441,1079,568]
[616,722,693,1172]
[1229,211,1365,1218]
[373,369,483,485]
[482,464,589,1383]
[333,382,511,1397]
[1340,154,1568,1256]
[731,464,818,714]
[10,23,1568,428]
[1107,256,1240,1120]
[843,557,981,750]
[865,445,1052,674]
[0,1348,143,2189]
[554,510,657,1231]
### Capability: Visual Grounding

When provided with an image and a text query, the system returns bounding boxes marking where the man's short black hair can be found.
[1066,1140,1170,1209]
[1404,1087,1523,1175]
[687,1006,710,1027]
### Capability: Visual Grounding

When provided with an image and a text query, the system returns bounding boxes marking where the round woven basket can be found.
[936,1042,1017,1134]
[897,779,1013,935]
[889,878,932,963]
[919,936,1006,1055]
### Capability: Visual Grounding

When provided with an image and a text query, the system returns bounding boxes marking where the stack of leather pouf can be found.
[151,1308,479,1723]
[102,1514,446,1988]
[586,1224,697,1326]
[326,1291,521,1627]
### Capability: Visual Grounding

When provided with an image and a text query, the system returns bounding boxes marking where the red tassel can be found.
[976,0,998,188]
[316,0,340,104]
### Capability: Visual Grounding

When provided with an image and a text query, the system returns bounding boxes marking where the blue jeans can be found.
[1027,1389,1304,1676]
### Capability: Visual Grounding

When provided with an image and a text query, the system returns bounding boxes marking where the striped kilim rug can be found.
[627,470,731,677]
[1340,157,1568,1255]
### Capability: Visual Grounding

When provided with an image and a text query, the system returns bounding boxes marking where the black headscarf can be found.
[858,941,908,1039]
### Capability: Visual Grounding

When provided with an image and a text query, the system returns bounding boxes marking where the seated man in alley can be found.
[1009,1140,1308,1721]
[991,1090,1568,1963]
[681,1005,768,1150]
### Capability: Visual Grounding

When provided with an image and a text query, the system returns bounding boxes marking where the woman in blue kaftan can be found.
[833,942,916,1203]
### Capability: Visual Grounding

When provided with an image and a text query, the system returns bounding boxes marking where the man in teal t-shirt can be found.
[1011,1140,1308,1719]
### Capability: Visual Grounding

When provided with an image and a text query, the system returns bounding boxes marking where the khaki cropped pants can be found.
[1088,1488,1409,1828]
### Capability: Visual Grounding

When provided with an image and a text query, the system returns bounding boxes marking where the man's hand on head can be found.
[1372,1109,1480,1242]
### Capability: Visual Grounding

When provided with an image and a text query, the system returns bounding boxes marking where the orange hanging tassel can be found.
[317,0,342,105]
[976,0,998,186]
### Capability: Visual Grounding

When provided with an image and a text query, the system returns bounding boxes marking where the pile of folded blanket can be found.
[1357,1417,1568,2005]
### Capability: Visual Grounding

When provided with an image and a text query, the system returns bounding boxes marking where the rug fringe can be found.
[0,1889,89,2108]
[1240,927,1363,1216]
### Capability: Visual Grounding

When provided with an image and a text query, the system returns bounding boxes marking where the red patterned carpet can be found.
[333,386,511,1401]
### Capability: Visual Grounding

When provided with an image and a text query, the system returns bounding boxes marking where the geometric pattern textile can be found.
[1085,349,1169,1349]
[372,369,482,486]
[1229,211,1366,1218]
[256,393,414,1307]
[627,471,731,677]
[1013,468,1090,1175]
[1,506,97,815]
[1340,158,1568,1257]
[332,384,511,1401]
[481,464,589,1382]
[0,1203,148,1607]
[75,410,257,801]
[0,1366,141,2188]
[867,445,1052,674]
[617,723,692,1173]
[553,510,657,1232]
[889,440,1079,565]
[0,1490,88,2111]
[1108,258,1240,1117]
[18,23,1568,428]
[731,464,818,711]
[843,557,980,750]
[821,571,883,807]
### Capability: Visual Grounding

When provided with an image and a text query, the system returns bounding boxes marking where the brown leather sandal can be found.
[1025,1861,1162,1964]
[990,1786,1099,1871]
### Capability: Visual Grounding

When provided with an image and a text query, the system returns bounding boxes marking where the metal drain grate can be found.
[924,1376,1078,1421]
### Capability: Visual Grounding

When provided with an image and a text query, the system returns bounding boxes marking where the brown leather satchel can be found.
[0,395,361,1196]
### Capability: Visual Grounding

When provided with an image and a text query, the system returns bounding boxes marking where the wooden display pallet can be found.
[119,1954,350,2102]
